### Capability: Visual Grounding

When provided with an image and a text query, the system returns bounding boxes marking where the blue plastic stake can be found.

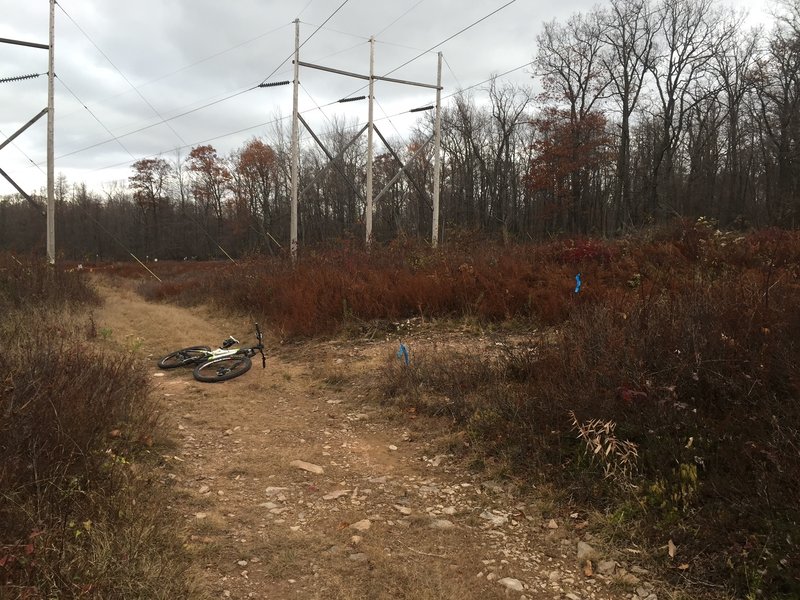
[396,343,410,366]
[574,273,582,293]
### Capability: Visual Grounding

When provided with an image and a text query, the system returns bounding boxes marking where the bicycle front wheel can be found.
[193,355,252,382]
[158,346,211,369]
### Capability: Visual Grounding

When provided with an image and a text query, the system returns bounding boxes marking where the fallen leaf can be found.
[678,563,689,570]
[668,539,677,558]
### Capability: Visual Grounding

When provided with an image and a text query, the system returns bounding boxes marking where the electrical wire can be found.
[443,55,463,90]
[259,0,352,85]
[383,0,518,79]
[43,1,354,165]
[57,22,292,121]
[336,0,520,104]
[300,82,334,128]
[376,0,427,36]
[56,75,137,160]
[46,60,533,179]
[57,1,189,147]
[298,0,315,18]
[299,20,370,42]
[13,1,532,189]
[0,128,46,176]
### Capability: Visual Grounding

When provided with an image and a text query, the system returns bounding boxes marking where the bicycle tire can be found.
[193,355,252,382]
[158,346,212,369]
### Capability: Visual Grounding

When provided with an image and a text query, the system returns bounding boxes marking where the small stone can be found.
[566,593,581,600]
[597,560,617,575]
[198,485,210,494]
[430,519,455,530]
[486,573,497,581]
[290,460,324,475]
[480,510,508,527]
[323,489,350,500]
[547,519,558,529]
[497,577,525,592]
[224,429,233,436]
[351,535,363,545]
[194,512,207,519]
[237,560,248,567]
[618,572,641,586]
[442,506,457,515]
[349,553,368,562]
[393,505,412,515]
[548,570,560,581]
[577,541,598,562]
[350,519,372,532]
[388,445,398,451]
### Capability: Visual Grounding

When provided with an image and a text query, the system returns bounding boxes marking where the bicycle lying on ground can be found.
[158,323,266,382]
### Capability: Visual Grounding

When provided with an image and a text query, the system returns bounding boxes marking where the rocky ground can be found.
[94,276,675,600]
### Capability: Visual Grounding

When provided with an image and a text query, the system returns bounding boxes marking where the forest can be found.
[1,0,799,260]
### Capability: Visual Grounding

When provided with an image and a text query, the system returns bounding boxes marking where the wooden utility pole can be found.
[365,36,375,247]
[290,19,300,260]
[47,0,55,264]
[431,52,442,248]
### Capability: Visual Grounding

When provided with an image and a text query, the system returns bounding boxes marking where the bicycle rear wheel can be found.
[158,346,211,369]
[193,355,252,382]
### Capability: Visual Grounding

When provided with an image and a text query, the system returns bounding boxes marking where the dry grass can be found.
[0,254,198,599]
[89,222,800,597]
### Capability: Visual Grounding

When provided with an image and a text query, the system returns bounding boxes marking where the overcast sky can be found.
[0,0,773,197]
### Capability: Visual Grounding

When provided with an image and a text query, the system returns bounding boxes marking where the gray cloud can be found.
[1,0,769,195]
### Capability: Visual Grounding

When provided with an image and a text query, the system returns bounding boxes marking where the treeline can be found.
[1,0,799,260]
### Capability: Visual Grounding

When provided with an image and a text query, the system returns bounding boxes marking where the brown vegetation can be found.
[0,255,196,598]
[136,222,800,597]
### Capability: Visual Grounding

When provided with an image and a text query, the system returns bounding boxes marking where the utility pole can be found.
[431,51,442,248]
[290,19,300,260]
[365,36,375,247]
[46,0,55,264]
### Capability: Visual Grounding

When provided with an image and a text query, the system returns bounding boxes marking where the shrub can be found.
[0,254,195,598]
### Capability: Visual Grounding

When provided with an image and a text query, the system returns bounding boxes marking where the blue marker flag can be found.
[574,273,582,293]
[396,343,410,366]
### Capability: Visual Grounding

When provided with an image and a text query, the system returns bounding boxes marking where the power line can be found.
[50,60,534,179]
[259,0,352,85]
[57,1,189,147]
[443,55,463,90]
[383,0,518,79]
[56,75,137,160]
[50,84,260,162]
[299,20,370,42]
[336,0,520,104]
[0,128,46,177]
[376,0,427,36]
[57,22,292,122]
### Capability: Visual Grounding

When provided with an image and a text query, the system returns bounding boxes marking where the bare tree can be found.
[535,8,611,231]
[645,0,733,215]
[602,0,656,227]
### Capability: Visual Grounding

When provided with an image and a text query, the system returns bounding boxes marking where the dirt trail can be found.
[93,277,660,600]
